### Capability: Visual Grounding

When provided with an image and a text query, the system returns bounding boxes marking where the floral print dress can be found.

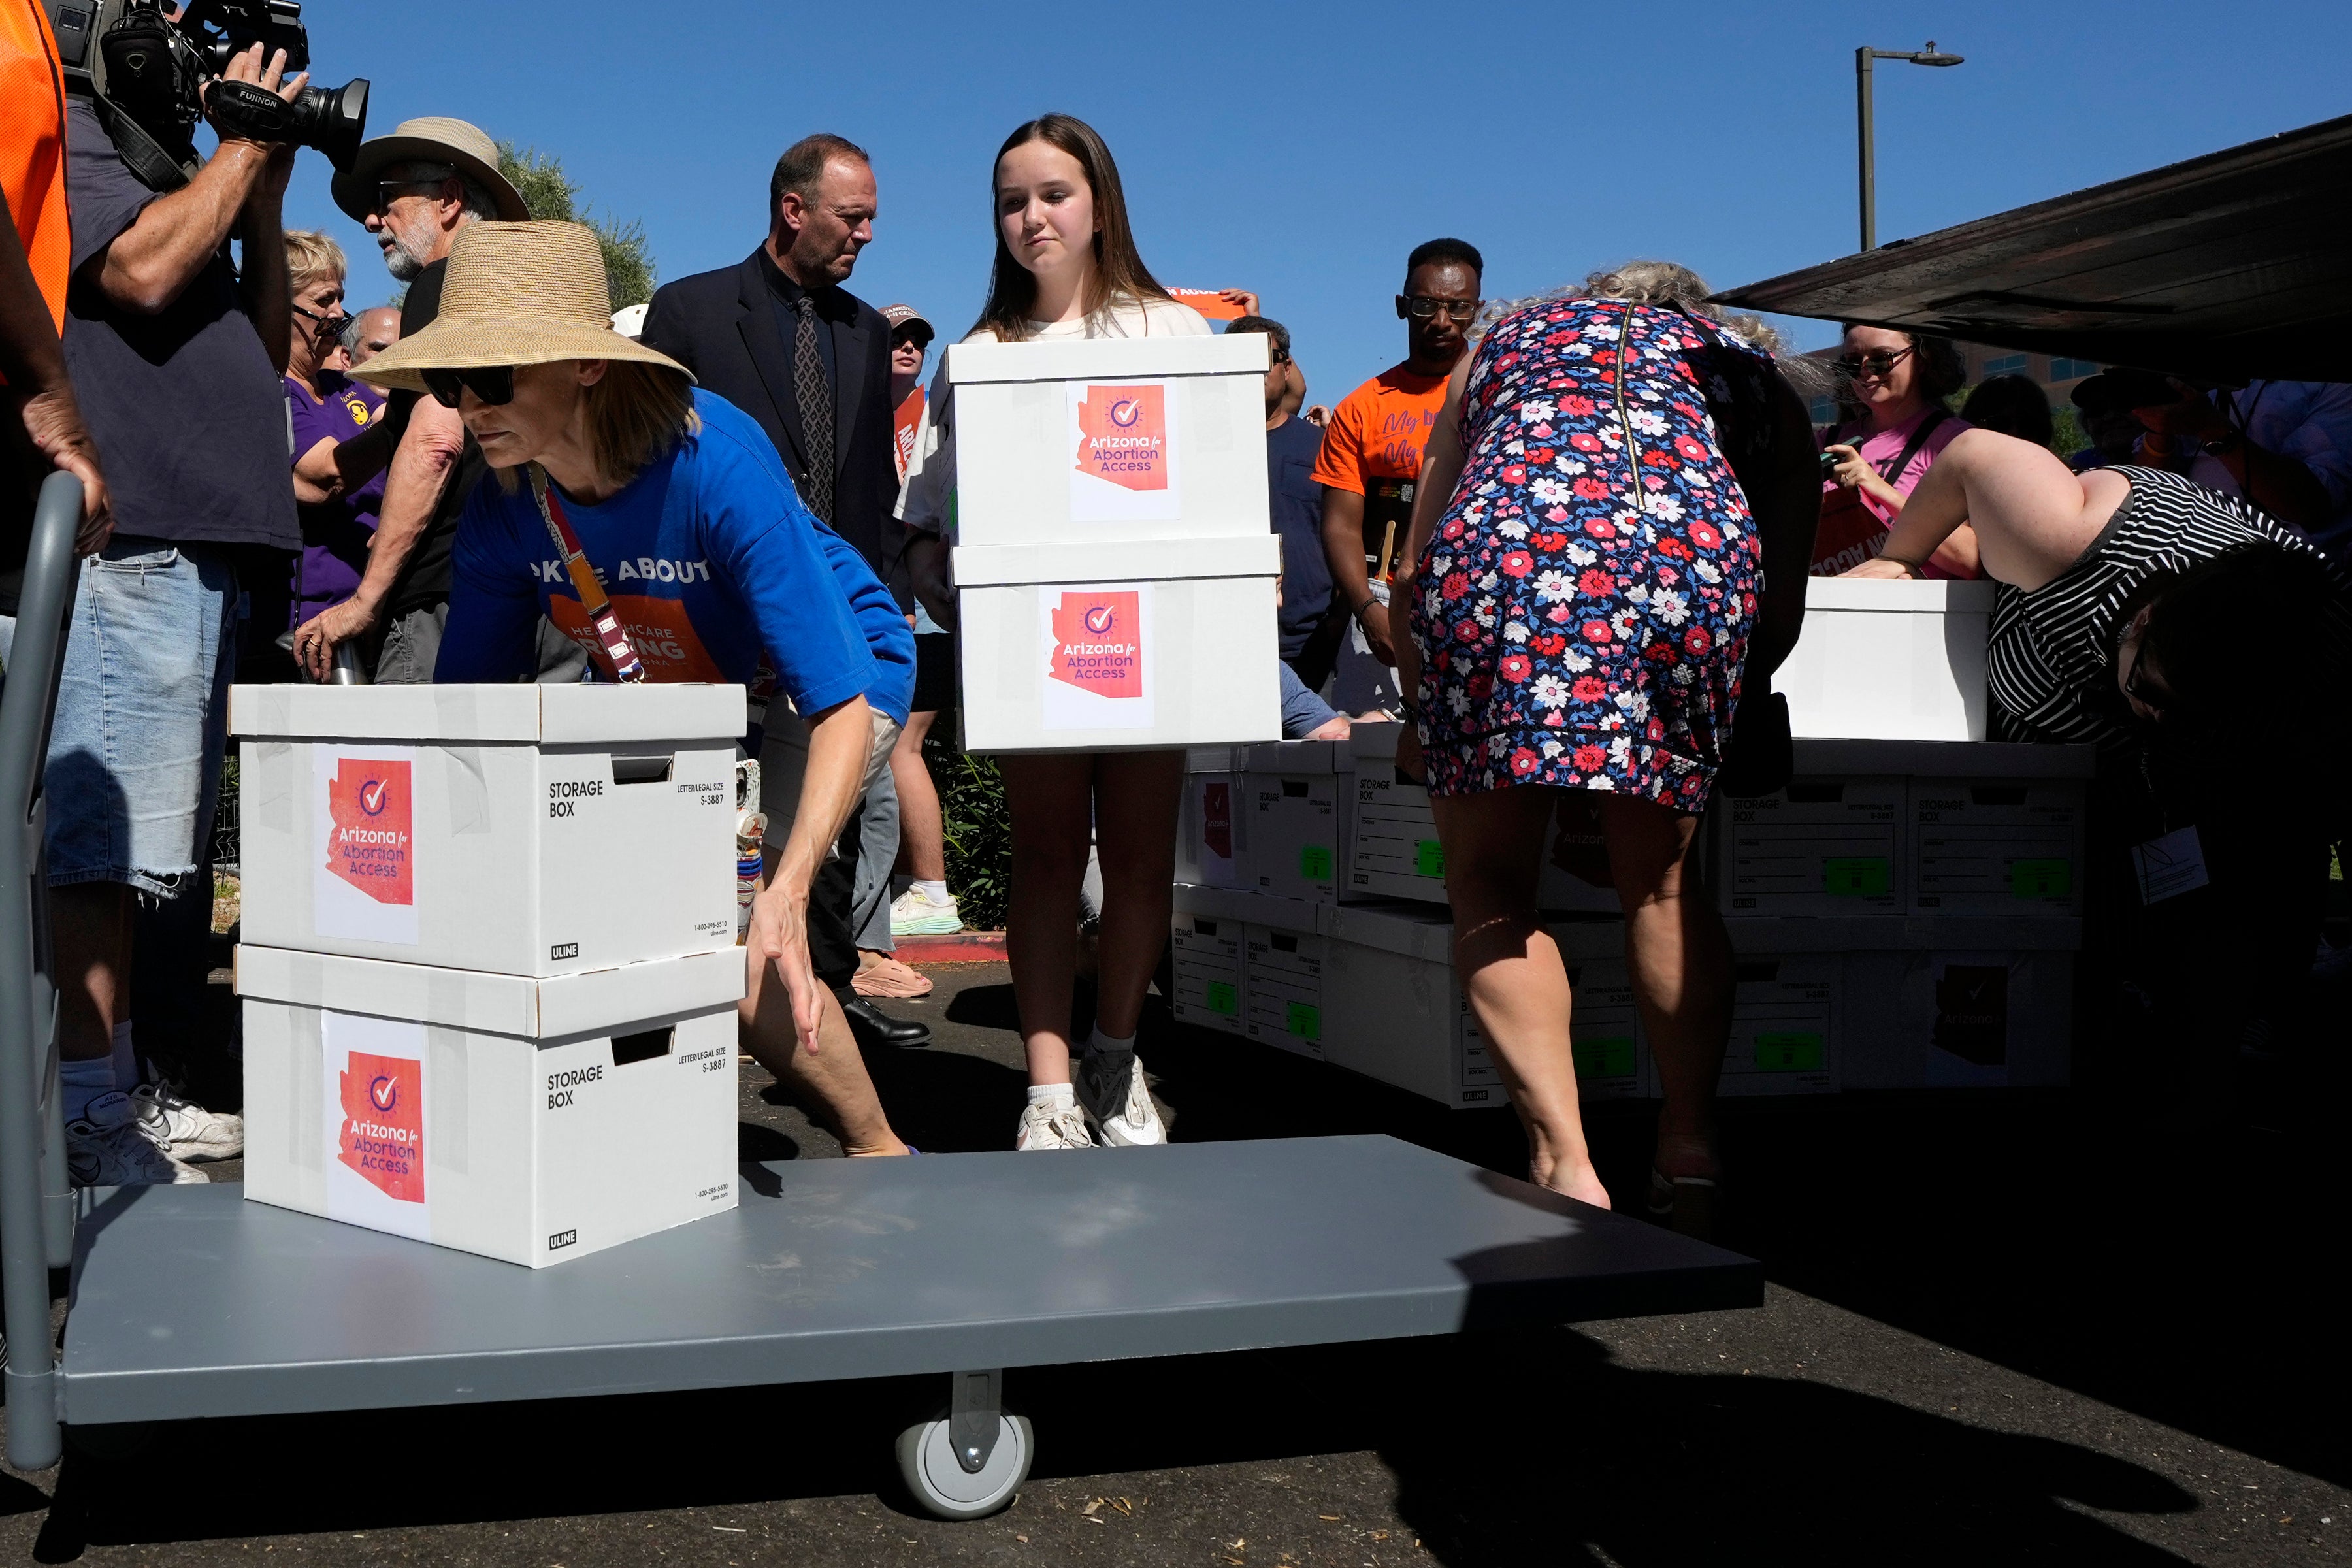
[1410,299,1770,810]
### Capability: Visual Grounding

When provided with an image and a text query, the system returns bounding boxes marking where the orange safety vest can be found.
[1,0,71,376]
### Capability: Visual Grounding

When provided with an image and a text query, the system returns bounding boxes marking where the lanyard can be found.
[527,464,645,683]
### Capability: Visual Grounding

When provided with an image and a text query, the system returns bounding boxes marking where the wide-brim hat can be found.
[351,221,692,395]
[331,116,529,225]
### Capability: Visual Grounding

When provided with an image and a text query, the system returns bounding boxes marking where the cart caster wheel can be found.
[895,1407,1033,1520]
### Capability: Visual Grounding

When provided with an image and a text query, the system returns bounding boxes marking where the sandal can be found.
[1646,1168,1719,1242]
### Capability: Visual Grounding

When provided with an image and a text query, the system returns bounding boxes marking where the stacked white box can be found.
[1716,761,1907,919]
[1239,740,1354,909]
[1903,743,2093,917]
[1776,578,1997,742]
[1344,723,1616,913]
[1176,746,1247,890]
[230,683,748,1264]
[947,335,1283,753]
[1839,921,2078,1089]
[238,945,743,1268]
[1170,903,1247,1035]
[1243,923,1328,1060]
[233,683,743,976]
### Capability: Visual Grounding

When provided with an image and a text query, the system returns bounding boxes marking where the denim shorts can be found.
[44,536,237,898]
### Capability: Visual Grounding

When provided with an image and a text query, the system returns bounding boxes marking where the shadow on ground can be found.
[19,1328,2199,1566]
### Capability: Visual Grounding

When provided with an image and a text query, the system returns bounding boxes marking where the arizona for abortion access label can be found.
[312,745,419,945]
[1039,585,1155,730]
[321,1011,431,1241]
[1068,382,1182,523]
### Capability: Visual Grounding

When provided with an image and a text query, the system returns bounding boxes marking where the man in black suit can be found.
[642,134,929,1051]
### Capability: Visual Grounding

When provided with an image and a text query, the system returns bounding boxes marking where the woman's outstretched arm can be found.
[1844,429,2126,591]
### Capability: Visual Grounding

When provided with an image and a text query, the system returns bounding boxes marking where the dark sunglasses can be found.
[293,301,354,340]
[2123,650,2174,715]
[421,365,517,409]
[1837,346,1916,378]
[1404,295,1479,321]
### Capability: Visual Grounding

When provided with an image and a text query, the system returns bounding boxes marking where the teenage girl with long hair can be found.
[901,114,1209,1150]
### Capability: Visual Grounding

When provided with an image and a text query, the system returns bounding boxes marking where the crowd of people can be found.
[6,6,2347,1208]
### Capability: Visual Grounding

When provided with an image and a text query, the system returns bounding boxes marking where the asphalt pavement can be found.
[3,960,2346,1565]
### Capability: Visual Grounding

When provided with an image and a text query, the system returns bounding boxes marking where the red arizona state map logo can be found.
[1049,590,1143,698]
[338,1050,424,1203]
[324,757,414,905]
[1073,385,1168,491]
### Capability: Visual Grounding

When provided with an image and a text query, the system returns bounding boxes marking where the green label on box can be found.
[1754,1032,1825,1071]
[1823,857,1891,896]
[1286,1002,1322,1040]
[1300,844,1333,881]
[1574,1036,1635,1079]
[1205,980,1238,1015]
[2010,858,2072,898]
[1414,838,1446,878]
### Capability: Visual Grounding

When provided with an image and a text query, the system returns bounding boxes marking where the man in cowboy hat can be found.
[353,219,921,1158]
[293,116,583,686]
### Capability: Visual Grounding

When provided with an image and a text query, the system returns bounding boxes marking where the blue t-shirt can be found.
[1266,414,1331,657]
[436,390,884,719]
[808,516,915,723]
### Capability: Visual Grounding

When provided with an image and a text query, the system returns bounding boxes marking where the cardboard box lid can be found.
[952,534,1280,587]
[1347,721,1405,764]
[1785,738,2098,780]
[1724,917,2082,954]
[1184,745,1239,774]
[1239,739,1348,775]
[230,684,749,745]
[1326,900,1454,962]
[947,333,1269,385]
[235,945,746,1037]
[1174,883,1327,932]
[1801,578,1997,613]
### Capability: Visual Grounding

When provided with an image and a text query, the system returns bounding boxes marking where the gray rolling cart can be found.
[2,474,1762,1520]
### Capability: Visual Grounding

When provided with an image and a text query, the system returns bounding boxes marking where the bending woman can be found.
[1392,287,1820,1211]
[900,116,1208,1151]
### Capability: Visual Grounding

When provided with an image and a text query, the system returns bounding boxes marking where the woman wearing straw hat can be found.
[353,220,917,1157]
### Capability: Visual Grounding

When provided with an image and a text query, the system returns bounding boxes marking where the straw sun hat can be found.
[351,221,691,396]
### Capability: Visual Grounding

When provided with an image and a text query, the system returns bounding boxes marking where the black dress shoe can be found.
[840,994,932,1047]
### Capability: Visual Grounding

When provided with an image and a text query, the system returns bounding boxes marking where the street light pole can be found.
[1854,41,1964,252]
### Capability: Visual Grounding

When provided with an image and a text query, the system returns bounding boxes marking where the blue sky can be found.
[273,0,2351,402]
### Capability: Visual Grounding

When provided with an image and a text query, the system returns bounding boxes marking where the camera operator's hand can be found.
[293,593,378,681]
[204,44,308,169]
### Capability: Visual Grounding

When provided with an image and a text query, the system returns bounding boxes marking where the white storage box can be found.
[238,945,744,1267]
[1904,743,2095,917]
[1715,762,1906,919]
[953,536,1282,753]
[1176,747,1247,889]
[1344,723,1615,913]
[1321,903,1500,1109]
[946,333,1273,547]
[1721,953,1840,1096]
[1170,909,1245,1034]
[1838,919,2078,1089]
[233,685,742,977]
[1776,578,1996,742]
[1244,923,1328,1059]
[1240,740,1353,907]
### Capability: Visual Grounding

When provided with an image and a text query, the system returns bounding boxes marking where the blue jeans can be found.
[44,536,236,898]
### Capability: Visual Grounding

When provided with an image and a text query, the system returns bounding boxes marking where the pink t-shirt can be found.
[1813,407,1974,576]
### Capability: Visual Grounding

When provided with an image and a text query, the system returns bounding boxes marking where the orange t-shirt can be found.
[1309,362,1447,573]
[1,0,71,369]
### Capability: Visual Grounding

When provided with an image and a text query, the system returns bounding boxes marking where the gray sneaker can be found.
[132,1081,243,1162]
[67,1091,204,1186]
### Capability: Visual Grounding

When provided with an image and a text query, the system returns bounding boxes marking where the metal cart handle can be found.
[1,469,87,1471]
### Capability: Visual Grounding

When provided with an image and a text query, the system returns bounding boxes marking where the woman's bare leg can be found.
[1875,429,2131,589]
[1001,753,1095,1087]
[1088,750,1184,1039]
[1599,794,1729,1182]
[1431,785,1609,1206]
[889,710,946,883]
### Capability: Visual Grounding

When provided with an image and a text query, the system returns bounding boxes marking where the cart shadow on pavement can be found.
[10,1327,2198,1564]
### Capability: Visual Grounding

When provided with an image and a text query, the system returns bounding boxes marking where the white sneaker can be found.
[890,887,964,936]
[67,1092,204,1186]
[1015,1099,1097,1151]
[133,1081,244,1162]
[1085,1056,1167,1148]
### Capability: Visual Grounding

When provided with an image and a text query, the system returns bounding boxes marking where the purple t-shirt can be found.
[286,372,386,625]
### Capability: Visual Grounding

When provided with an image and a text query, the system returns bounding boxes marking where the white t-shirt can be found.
[897,294,1211,541]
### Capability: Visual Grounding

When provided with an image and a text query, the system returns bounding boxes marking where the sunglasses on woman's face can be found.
[1838,346,1916,379]
[422,365,517,410]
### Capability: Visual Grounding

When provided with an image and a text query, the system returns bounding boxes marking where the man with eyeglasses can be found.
[293,118,547,684]
[1313,238,1484,713]
[1224,312,1338,689]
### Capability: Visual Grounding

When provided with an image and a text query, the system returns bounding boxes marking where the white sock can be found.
[110,1020,137,1091]
[1026,1082,1075,1110]
[61,1055,115,1123]
[1088,1024,1135,1057]
[913,880,951,904]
